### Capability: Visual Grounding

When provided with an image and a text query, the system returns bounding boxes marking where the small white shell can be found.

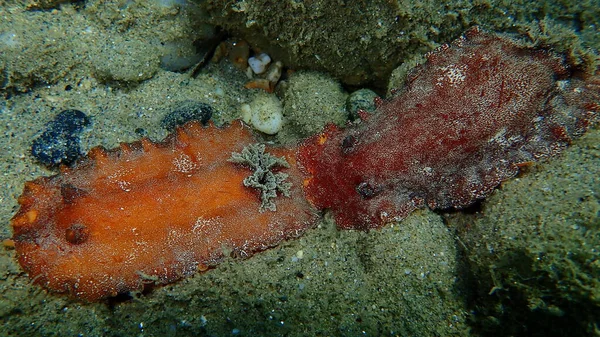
[241,93,283,135]
[248,53,272,75]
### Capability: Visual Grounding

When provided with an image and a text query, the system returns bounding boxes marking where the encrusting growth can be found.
[230,143,292,212]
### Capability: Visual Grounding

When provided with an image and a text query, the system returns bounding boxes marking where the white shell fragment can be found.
[248,53,272,75]
[241,93,283,135]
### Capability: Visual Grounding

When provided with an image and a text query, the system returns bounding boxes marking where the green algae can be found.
[277,71,348,142]
[449,128,600,336]
[0,0,206,93]
[201,0,600,89]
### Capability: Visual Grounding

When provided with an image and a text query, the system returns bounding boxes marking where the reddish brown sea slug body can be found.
[10,27,599,300]
[299,27,599,229]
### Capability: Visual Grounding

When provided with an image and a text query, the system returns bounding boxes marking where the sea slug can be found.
[298,27,599,229]
[11,121,318,300]
[10,27,599,300]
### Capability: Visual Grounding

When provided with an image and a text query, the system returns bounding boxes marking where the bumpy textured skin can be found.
[298,27,599,229]
[11,120,318,300]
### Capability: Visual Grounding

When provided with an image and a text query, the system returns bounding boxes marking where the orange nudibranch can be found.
[11,120,318,301]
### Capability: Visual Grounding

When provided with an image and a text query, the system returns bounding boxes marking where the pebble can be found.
[161,100,215,131]
[241,93,283,135]
[346,88,379,120]
[248,53,271,74]
[31,109,91,167]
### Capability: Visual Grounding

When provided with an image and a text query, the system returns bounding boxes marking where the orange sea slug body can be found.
[11,121,318,300]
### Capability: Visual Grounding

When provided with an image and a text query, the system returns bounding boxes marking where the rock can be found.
[241,93,283,135]
[200,0,600,88]
[161,100,215,131]
[451,129,600,336]
[280,71,347,140]
[346,88,379,120]
[31,109,91,167]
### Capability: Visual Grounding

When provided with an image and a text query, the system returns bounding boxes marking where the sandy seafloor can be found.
[0,1,599,336]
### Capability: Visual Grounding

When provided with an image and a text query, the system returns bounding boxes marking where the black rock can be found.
[161,100,214,131]
[31,109,91,167]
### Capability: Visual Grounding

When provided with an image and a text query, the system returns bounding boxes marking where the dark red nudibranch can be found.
[298,27,599,229]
